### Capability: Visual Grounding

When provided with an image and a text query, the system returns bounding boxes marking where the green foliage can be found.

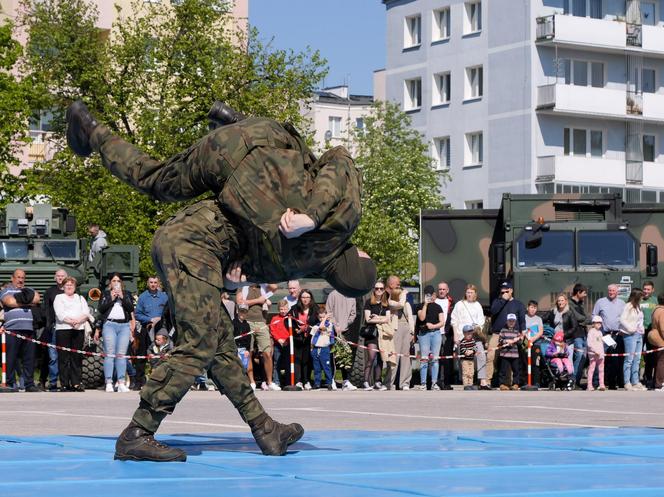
[0,20,32,205]
[351,101,447,282]
[13,0,327,280]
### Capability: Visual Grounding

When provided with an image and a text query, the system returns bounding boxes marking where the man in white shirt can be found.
[285,280,300,310]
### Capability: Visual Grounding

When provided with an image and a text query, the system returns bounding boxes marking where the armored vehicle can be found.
[0,203,140,388]
[420,193,663,312]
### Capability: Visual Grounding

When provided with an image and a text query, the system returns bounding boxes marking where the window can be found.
[517,231,574,268]
[642,1,656,26]
[328,116,341,138]
[465,66,483,99]
[591,62,604,88]
[433,72,451,105]
[404,14,421,48]
[564,0,602,18]
[465,200,484,209]
[464,1,482,34]
[643,69,656,94]
[465,132,483,166]
[578,231,636,267]
[29,109,54,143]
[433,137,451,170]
[433,7,450,41]
[564,128,603,157]
[561,59,604,87]
[644,134,656,162]
[404,78,422,110]
[355,118,364,130]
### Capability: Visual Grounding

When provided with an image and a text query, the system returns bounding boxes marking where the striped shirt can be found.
[0,285,35,331]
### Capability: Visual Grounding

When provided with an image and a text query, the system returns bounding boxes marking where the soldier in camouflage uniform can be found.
[66,100,376,462]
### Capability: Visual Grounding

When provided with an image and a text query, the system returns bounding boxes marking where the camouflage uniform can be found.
[90,118,362,432]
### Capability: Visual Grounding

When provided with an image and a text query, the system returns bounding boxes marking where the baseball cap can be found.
[506,313,517,321]
[462,324,474,333]
[500,281,513,290]
[238,304,249,311]
[592,315,603,324]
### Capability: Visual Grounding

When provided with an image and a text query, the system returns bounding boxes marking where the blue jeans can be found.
[570,337,587,385]
[48,329,59,386]
[311,347,333,387]
[623,333,643,386]
[102,321,131,382]
[419,331,443,386]
[272,343,282,386]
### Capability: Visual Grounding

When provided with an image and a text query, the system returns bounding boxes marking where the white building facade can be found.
[382,0,664,208]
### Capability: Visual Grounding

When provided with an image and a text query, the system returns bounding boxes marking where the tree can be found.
[14,0,327,278]
[0,19,32,205]
[351,101,447,281]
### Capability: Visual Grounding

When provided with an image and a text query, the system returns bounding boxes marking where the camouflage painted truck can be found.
[0,203,140,388]
[420,193,663,313]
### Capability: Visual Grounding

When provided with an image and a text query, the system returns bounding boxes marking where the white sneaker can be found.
[634,383,647,391]
[374,381,387,391]
[330,382,338,390]
[655,386,664,392]
[304,382,312,391]
[624,383,633,391]
[342,380,357,391]
[415,384,426,391]
[401,385,410,391]
[250,382,256,391]
[261,381,269,391]
[432,384,441,391]
[117,383,130,393]
[105,382,114,393]
[295,382,303,390]
[362,382,372,391]
[268,383,282,391]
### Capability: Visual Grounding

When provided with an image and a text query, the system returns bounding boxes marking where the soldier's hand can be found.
[224,261,247,290]
[279,208,315,239]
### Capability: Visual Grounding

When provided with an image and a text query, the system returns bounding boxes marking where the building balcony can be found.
[642,25,664,56]
[643,93,664,121]
[537,155,626,185]
[537,83,625,118]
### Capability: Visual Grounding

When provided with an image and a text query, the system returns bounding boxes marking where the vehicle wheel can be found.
[81,343,105,389]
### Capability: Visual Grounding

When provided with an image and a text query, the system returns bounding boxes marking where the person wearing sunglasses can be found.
[488,281,526,387]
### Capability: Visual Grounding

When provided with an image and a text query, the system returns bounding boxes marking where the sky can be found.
[249,0,386,96]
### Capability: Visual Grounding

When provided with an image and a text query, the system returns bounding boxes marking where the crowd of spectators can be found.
[2,264,664,393]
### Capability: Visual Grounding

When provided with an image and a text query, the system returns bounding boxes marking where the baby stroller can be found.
[542,331,575,391]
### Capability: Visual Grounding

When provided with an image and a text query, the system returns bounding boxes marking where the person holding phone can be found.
[96,273,136,393]
[414,285,445,390]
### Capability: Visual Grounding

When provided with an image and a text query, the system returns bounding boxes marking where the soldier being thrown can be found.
[65,100,376,463]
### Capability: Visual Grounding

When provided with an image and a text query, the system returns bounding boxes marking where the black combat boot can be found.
[114,422,187,462]
[250,413,304,456]
[66,100,99,157]
[207,101,246,130]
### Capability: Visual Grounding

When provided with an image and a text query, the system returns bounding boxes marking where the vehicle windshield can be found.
[33,240,79,261]
[0,241,29,261]
[578,231,636,267]
[517,231,574,268]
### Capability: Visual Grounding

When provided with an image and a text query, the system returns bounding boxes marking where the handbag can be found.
[360,324,378,339]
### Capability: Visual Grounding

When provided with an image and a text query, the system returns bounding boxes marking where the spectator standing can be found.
[221,292,236,320]
[586,315,606,391]
[87,223,108,263]
[149,328,173,370]
[134,276,169,391]
[41,269,67,391]
[269,300,291,388]
[648,294,664,392]
[451,284,490,390]
[488,282,526,386]
[233,305,253,377]
[290,289,318,389]
[53,277,92,392]
[498,314,522,390]
[362,282,390,390]
[544,294,577,340]
[640,281,657,388]
[385,276,414,391]
[525,300,544,388]
[310,308,335,390]
[286,280,301,310]
[567,283,590,388]
[95,273,135,393]
[326,289,358,390]
[459,325,478,390]
[593,284,626,389]
[620,288,646,391]
[0,269,41,392]
[414,285,444,391]
[435,282,455,389]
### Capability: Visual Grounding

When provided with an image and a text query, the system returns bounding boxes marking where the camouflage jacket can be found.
[97,118,362,282]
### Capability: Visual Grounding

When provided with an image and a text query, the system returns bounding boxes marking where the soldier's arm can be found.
[303,158,347,228]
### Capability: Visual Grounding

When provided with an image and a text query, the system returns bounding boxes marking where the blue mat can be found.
[2,428,664,496]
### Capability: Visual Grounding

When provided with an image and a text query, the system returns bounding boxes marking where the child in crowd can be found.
[233,304,254,387]
[459,324,478,390]
[269,300,291,388]
[546,331,574,377]
[525,300,544,388]
[586,315,606,391]
[149,328,173,370]
[310,308,335,390]
[498,313,522,391]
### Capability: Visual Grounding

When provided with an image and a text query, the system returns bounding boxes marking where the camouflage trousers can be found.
[132,200,265,433]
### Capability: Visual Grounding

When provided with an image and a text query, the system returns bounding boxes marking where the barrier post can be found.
[522,339,539,391]
[282,317,300,391]
[0,329,14,392]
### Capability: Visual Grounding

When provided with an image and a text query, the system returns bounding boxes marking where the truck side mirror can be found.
[492,243,506,279]
[647,244,658,277]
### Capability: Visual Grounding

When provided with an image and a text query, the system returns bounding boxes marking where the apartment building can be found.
[0,0,248,172]
[301,85,374,155]
[382,0,664,208]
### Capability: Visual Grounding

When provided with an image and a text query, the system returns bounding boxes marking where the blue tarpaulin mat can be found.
[2,427,664,496]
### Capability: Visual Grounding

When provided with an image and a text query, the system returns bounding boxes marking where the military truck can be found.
[420,193,663,313]
[0,203,140,388]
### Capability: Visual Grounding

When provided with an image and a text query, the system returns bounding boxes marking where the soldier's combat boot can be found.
[207,101,246,130]
[250,413,304,456]
[66,100,99,157]
[114,422,187,462]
